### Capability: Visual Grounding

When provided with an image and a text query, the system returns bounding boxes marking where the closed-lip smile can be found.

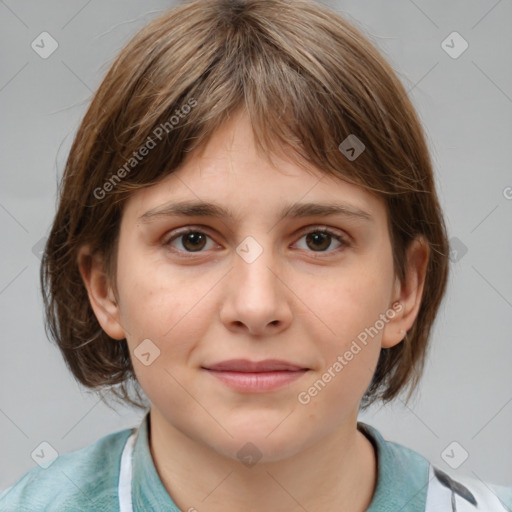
[202,359,309,392]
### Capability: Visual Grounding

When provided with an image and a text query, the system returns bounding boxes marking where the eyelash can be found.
[162,225,351,257]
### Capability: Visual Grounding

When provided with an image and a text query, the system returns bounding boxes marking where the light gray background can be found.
[1,0,511,493]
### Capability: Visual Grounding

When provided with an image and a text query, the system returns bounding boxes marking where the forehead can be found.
[122,111,387,226]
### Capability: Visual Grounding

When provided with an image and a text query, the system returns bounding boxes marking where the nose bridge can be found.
[234,234,279,299]
[219,233,292,333]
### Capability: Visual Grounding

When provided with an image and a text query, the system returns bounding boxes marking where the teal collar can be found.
[126,413,429,511]
[358,421,429,512]
[131,412,181,510]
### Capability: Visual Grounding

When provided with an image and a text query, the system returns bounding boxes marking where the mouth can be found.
[201,359,310,393]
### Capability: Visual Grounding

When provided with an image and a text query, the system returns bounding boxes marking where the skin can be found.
[79,109,429,512]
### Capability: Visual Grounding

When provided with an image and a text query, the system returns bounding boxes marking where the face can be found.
[84,110,416,463]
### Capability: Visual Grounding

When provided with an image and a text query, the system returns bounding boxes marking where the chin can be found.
[211,426,311,466]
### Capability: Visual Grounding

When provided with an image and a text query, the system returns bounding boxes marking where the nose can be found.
[219,241,293,337]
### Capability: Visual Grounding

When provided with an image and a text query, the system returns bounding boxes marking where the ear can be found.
[77,245,126,340]
[382,236,430,349]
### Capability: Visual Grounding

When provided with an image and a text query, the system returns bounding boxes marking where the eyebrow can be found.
[138,200,373,223]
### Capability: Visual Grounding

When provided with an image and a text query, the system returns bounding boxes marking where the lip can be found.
[202,359,309,393]
[203,358,308,372]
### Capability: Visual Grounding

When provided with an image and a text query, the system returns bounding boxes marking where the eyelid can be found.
[295,224,350,240]
[162,224,218,243]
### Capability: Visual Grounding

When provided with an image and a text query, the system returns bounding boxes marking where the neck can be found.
[148,407,377,512]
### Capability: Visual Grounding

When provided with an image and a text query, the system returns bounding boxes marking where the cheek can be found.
[305,264,392,345]
[115,251,226,402]
[295,263,391,398]
[115,253,205,408]
[116,246,204,338]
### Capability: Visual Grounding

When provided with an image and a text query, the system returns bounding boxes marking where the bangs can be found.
[83,0,422,208]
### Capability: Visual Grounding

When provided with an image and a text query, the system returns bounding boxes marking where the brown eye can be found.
[295,228,349,254]
[305,232,332,251]
[180,232,207,252]
[164,229,215,253]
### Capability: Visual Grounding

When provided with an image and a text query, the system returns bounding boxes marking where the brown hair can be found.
[41,0,449,411]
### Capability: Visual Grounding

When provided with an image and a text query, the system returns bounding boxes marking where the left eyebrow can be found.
[138,200,374,223]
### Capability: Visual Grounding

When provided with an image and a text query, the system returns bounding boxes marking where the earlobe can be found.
[77,245,126,340]
[382,236,430,349]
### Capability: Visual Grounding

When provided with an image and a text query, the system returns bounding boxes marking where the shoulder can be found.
[425,465,512,512]
[0,426,134,512]
[389,440,512,511]
[359,422,512,511]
